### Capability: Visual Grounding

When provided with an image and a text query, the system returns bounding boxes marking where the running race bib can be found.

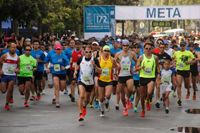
[83,76,92,85]
[54,64,60,72]
[178,62,185,69]
[144,67,152,75]
[102,68,109,76]
[121,65,130,73]
[72,62,76,68]
[163,77,170,85]
[6,66,15,74]
[25,64,31,71]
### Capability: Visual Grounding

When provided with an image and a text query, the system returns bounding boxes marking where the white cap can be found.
[92,41,99,46]
[25,38,31,42]
[74,37,79,41]
[117,38,121,42]
[194,40,199,44]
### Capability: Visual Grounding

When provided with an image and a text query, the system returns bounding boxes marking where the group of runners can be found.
[0,35,200,121]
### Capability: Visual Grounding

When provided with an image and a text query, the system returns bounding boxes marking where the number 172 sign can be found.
[94,14,109,24]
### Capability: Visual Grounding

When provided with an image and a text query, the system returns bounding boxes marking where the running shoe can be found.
[5,104,10,110]
[56,102,60,108]
[193,94,196,100]
[30,96,36,101]
[126,99,132,109]
[160,97,163,101]
[20,92,24,95]
[52,99,56,104]
[130,94,135,102]
[146,102,151,111]
[155,102,160,108]
[105,103,110,112]
[94,100,99,108]
[162,102,166,108]
[24,102,29,107]
[140,110,145,117]
[9,98,14,103]
[115,105,119,110]
[165,108,169,114]
[99,106,101,110]
[36,91,41,100]
[41,90,45,95]
[69,94,72,98]
[172,92,176,97]
[64,90,68,94]
[177,100,182,106]
[185,93,190,99]
[145,97,148,103]
[83,107,87,117]
[149,98,153,105]
[71,97,75,102]
[100,111,105,117]
[133,106,138,112]
[123,108,129,116]
[89,103,94,108]
[152,93,155,97]
[78,114,84,121]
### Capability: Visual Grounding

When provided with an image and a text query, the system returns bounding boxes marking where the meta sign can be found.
[115,5,200,20]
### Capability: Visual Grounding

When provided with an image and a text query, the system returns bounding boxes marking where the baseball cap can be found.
[188,42,194,47]
[133,42,140,47]
[25,38,31,42]
[180,41,186,46]
[55,44,62,50]
[122,39,130,45]
[194,41,199,45]
[163,40,170,45]
[92,41,99,46]
[113,40,119,43]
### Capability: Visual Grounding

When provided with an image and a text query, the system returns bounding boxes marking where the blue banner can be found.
[84,6,115,33]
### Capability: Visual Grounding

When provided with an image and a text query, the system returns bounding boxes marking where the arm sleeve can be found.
[77,57,83,65]
[94,58,101,68]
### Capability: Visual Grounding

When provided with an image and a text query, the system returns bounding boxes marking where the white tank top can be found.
[118,51,132,77]
[79,56,95,85]
[2,53,18,75]
[164,48,173,58]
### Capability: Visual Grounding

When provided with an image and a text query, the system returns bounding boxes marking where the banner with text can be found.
[84,6,115,39]
[115,5,200,20]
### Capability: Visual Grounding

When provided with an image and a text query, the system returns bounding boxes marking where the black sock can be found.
[194,92,196,94]
[6,103,8,105]
[83,106,86,108]
[187,91,190,94]
[80,113,83,115]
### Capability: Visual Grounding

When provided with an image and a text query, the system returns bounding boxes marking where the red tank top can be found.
[70,49,83,70]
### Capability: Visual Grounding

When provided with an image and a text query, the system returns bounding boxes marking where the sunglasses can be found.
[134,47,140,49]
[159,47,165,49]
[145,48,151,50]
[123,45,129,47]
[25,49,31,51]
[56,49,61,50]
[180,45,185,47]
[100,45,105,47]
[85,51,92,53]
[104,50,110,52]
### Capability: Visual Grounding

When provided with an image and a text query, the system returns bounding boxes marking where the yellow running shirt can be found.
[173,50,195,71]
[99,55,113,82]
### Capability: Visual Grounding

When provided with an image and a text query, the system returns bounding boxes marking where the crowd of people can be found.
[0,33,200,121]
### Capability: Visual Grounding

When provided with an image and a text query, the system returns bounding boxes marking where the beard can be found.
[10,51,15,55]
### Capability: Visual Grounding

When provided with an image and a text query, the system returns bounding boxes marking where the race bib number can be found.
[72,62,76,68]
[178,63,185,69]
[121,65,130,73]
[54,64,60,72]
[6,66,15,74]
[144,67,152,75]
[102,68,109,76]
[83,76,92,85]
[25,65,31,71]
[163,77,170,85]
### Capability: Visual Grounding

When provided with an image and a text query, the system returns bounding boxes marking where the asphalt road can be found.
[0,83,200,133]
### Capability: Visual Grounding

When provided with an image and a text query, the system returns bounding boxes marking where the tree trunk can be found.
[0,17,2,38]
[50,30,54,36]
[76,24,81,38]
[13,19,19,36]
[38,17,42,35]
